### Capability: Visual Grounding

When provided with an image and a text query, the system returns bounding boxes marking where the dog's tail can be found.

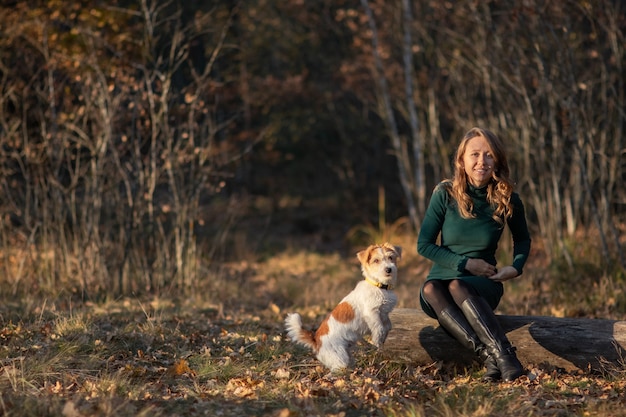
[284,313,319,352]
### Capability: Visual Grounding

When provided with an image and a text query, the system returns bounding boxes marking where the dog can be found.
[284,243,401,371]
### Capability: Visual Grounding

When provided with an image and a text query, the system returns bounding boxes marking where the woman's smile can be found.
[463,136,495,187]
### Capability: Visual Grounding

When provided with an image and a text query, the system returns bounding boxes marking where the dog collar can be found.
[365,276,392,290]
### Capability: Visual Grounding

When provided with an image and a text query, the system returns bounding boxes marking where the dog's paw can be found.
[371,339,384,349]
[372,332,389,348]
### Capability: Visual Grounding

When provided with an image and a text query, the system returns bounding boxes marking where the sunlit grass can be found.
[0,227,625,416]
[430,387,497,417]
[0,295,624,416]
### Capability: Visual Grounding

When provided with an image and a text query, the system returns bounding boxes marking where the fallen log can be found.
[383,308,626,372]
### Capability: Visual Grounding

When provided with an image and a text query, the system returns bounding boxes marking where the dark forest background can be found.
[0,0,624,300]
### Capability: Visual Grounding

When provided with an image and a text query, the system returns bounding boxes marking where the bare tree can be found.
[359,0,425,231]
[0,1,255,298]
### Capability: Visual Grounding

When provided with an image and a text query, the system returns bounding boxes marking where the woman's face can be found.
[462,136,495,187]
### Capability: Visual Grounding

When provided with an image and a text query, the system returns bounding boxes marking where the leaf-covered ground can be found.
[1,295,625,417]
[1,232,625,416]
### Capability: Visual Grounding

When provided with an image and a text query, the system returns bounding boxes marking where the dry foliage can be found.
[1,2,625,414]
[1,243,625,417]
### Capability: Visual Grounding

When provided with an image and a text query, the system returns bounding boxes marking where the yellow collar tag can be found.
[365,276,392,290]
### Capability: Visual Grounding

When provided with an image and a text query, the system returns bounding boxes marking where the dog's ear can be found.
[382,242,402,259]
[356,247,370,265]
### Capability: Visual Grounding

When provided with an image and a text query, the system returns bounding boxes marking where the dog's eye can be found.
[372,258,380,263]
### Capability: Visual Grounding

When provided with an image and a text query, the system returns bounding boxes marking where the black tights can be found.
[422,279,479,318]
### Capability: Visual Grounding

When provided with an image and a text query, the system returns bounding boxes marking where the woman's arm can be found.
[417,185,469,272]
[490,193,531,282]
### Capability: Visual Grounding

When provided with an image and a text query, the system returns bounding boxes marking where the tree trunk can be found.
[383,309,626,373]
[360,0,419,231]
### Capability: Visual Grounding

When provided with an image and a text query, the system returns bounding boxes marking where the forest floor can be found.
[1,231,625,416]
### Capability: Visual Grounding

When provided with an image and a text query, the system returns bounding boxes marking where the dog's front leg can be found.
[380,313,392,343]
[364,312,386,348]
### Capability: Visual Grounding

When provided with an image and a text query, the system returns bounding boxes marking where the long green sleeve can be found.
[417,182,531,279]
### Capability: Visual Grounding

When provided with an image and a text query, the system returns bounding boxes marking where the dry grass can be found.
[1,230,625,416]
[0,221,626,417]
[1,295,625,417]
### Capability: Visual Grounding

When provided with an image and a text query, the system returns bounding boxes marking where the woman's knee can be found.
[422,280,446,301]
[421,281,437,297]
[448,279,474,294]
[448,279,460,292]
[448,279,477,304]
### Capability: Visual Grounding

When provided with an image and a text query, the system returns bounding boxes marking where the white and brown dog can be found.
[284,243,401,371]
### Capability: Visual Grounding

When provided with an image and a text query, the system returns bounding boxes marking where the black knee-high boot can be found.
[460,296,524,381]
[438,306,501,382]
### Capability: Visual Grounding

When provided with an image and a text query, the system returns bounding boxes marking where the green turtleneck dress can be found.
[417,181,531,318]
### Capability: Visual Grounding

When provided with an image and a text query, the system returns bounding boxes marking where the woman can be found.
[417,127,531,382]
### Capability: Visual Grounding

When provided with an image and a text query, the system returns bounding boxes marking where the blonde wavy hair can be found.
[444,127,514,225]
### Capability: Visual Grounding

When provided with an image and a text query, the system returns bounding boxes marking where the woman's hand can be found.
[465,259,519,282]
[465,258,497,277]
[489,265,519,282]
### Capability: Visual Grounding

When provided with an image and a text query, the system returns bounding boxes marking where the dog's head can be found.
[356,243,402,288]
